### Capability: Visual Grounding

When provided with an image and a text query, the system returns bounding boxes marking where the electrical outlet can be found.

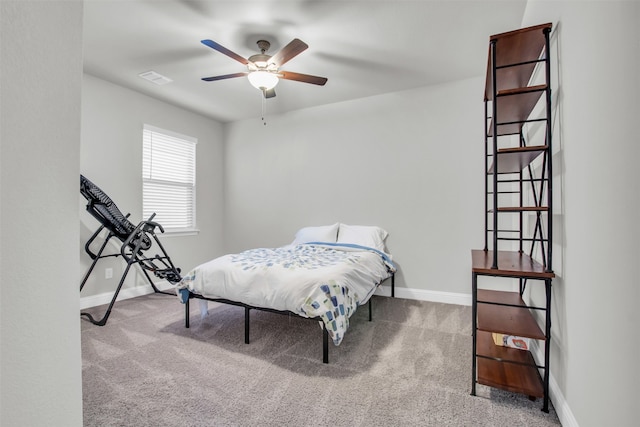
[105,268,113,279]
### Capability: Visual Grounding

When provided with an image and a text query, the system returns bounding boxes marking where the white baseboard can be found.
[80,282,174,310]
[82,282,468,308]
[549,374,578,427]
[375,284,472,306]
[529,342,578,427]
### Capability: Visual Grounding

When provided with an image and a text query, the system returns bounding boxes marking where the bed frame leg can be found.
[322,325,329,364]
[391,273,395,298]
[244,307,250,344]
[368,298,373,322]
[185,298,190,328]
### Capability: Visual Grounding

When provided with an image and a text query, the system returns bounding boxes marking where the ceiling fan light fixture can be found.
[247,70,279,91]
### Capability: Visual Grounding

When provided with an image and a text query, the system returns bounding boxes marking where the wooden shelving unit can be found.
[471,23,554,413]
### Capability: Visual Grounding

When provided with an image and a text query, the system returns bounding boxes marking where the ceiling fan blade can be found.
[279,71,328,86]
[263,88,276,98]
[201,72,248,82]
[268,38,308,67]
[201,39,248,65]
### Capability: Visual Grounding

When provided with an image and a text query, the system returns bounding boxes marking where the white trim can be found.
[530,340,579,427]
[549,374,579,427]
[375,284,472,306]
[80,281,174,310]
[161,229,200,237]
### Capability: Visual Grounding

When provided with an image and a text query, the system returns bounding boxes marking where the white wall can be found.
[522,2,639,426]
[224,77,485,300]
[5,2,634,425]
[80,74,225,299]
[1,1,84,425]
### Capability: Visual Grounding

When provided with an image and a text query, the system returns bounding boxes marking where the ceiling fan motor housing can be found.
[248,40,276,71]
[256,40,271,53]
[248,54,275,70]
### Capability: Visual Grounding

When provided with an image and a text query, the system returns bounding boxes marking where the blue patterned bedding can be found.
[176,243,395,345]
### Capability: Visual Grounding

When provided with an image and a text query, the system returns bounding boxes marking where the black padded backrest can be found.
[80,175,136,241]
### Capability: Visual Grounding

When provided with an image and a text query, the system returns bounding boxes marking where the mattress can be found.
[176,243,395,345]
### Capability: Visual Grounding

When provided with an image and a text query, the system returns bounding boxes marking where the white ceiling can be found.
[83,0,527,123]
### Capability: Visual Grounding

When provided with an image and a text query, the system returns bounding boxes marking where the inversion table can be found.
[79,175,182,325]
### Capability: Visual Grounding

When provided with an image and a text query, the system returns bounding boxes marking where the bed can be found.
[175,223,396,363]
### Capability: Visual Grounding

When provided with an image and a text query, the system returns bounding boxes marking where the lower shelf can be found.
[476,330,544,398]
[477,289,546,339]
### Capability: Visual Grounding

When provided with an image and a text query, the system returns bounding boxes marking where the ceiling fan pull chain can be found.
[261,90,267,125]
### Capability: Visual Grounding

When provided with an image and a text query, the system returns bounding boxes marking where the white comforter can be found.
[176,243,395,345]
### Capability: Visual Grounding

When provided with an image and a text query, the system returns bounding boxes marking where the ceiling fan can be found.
[200,38,328,98]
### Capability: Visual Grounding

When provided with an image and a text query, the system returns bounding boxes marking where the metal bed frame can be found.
[79,174,182,326]
[180,273,395,363]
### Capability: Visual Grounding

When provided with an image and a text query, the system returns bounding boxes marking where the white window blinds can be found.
[142,124,196,232]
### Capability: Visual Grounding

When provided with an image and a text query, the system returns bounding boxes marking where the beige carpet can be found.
[81,293,561,426]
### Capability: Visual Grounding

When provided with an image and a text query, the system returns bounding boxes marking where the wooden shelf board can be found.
[485,23,552,101]
[471,249,554,279]
[488,145,547,174]
[496,84,547,97]
[495,206,548,212]
[488,85,546,136]
[489,23,553,44]
[497,145,548,154]
[476,331,544,397]
[476,290,545,339]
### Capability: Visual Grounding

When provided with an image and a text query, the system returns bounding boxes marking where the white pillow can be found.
[292,223,339,245]
[337,224,389,252]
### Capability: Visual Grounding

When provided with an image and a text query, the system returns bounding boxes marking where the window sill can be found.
[161,229,200,237]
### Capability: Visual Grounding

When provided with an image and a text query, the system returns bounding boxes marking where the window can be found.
[142,124,197,233]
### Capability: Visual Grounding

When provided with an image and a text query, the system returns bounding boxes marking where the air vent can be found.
[138,70,173,85]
